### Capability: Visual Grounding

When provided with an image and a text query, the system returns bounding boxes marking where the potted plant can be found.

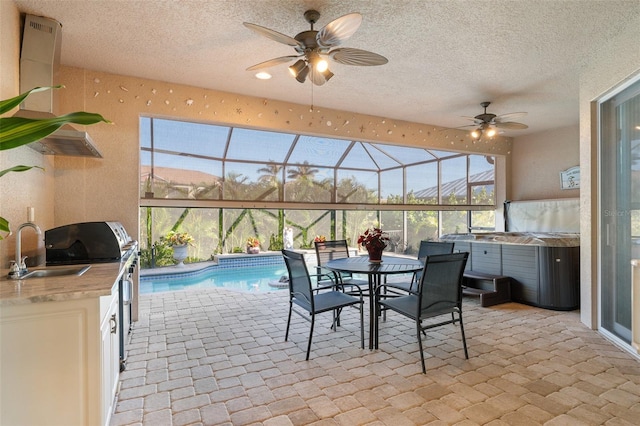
[162,230,194,266]
[246,237,261,254]
[357,227,390,263]
[0,86,110,239]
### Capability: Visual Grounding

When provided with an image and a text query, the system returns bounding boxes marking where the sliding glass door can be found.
[600,77,640,343]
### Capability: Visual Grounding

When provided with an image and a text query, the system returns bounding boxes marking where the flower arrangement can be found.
[357,227,389,250]
[162,230,195,247]
[314,235,326,242]
[247,237,260,248]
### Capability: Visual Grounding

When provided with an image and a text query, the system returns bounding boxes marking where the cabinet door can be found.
[539,246,580,310]
[0,298,98,426]
[100,293,119,425]
[502,244,539,305]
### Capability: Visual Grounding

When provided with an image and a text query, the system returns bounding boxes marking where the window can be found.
[139,117,496,264]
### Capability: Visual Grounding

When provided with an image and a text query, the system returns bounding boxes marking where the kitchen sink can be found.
[21,265,91,279]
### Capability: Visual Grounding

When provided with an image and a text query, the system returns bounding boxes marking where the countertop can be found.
[0,262,124,306]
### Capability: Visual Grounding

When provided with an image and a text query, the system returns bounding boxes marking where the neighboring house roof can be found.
[414,170,494,199]
[140,166,220,185]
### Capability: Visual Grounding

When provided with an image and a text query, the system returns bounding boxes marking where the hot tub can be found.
[440,232,580,310]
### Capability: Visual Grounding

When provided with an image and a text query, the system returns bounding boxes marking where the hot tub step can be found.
[462,272,511,307]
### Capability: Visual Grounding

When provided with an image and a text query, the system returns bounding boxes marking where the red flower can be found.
[357,227,389,249]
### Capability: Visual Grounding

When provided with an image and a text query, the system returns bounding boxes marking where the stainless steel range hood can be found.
[16,14,102,158]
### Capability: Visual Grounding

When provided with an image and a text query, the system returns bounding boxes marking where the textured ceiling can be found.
[11,0,640,137]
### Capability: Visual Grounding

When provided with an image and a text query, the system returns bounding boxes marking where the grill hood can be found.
[15,14,102,158]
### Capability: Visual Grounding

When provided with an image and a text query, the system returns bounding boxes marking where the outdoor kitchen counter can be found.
[0,261,125,306]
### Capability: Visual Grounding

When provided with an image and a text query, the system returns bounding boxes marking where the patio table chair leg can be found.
[417,322,426,374]
[285,302,293,342]
[360,300,365,349]
[306,315,316,360]
[331,308,343,331]
[459,313,469,359]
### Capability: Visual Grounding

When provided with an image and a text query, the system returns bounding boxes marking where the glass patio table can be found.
[324,255,422,349]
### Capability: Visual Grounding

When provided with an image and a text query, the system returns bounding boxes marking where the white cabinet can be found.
[0,284,120,426]
[101,286,120,425]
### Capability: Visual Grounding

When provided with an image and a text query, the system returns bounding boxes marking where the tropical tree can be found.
[257,161,282,186]
[223,172,249,199]
[287,160,319,181]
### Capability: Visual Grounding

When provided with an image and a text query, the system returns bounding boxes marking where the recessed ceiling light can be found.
[255,72,271,80]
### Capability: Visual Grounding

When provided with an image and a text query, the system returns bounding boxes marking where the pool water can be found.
[140,264,290,294]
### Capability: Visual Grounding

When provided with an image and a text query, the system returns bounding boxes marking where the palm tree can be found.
[223,172,249,199]
[257,162,283,186]
[287,161,319,182]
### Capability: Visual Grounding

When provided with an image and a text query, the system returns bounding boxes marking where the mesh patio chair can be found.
[378,252,469,373]
[282,249,364,360]
[314,240,369,295]
[384,241,455,294]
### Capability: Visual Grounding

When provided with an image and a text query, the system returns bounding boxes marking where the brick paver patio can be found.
[111,287,640,425]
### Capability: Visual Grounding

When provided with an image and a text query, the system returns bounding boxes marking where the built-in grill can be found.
[44,221,138,371]
[45,221,136,265]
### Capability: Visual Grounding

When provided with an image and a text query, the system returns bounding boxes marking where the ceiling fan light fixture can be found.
[471,129,481,139]
[321,68,334,81]
[486,127,497,138]
[289,59,306,77]
[316,58,329,72]
[295,65,309,83]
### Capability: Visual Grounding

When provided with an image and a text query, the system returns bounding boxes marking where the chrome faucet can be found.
[8,222,42,279]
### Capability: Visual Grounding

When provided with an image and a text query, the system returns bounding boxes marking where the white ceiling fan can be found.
[243,9,388,85]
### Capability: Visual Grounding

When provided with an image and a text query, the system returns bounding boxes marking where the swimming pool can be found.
[140,264,290,294]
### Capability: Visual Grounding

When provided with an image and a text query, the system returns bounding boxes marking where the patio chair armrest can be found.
[333,282,364,298]
[310,272,336,290]
[379,281,419,295]
[316,266,342,281]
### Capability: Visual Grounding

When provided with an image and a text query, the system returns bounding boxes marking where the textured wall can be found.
[52,66,514,255]
[511,125,580,200]
[0,1,55,267]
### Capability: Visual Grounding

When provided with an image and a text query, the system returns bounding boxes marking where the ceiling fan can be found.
[462,102,528,139]
[243,9,388,85]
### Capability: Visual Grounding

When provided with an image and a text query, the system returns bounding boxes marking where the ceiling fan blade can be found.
[496,112,527,121]
[330,48,388,66]
[317,13,362,48]
[243,22,303,47]
[246,55,300,71]
[461,116,480,122]
[495,121,529,130]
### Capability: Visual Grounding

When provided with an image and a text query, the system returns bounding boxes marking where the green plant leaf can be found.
[0,216,9,240]
[0,112,111,151]
[0,86,64,115]
[0,164,43,178]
